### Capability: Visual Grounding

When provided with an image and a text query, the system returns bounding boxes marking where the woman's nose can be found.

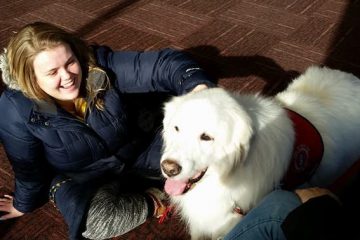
[59,68,71,80]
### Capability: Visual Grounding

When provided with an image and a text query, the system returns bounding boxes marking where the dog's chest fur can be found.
[172,173,244,237]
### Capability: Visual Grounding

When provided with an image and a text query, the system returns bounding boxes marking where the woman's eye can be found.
[200,133,213,141]
[174,126,179,132]
[48,71,57,76]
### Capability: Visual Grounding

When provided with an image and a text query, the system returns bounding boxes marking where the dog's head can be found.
[161,87,253,196]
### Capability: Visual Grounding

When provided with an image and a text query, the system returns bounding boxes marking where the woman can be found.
[0,22,214,239]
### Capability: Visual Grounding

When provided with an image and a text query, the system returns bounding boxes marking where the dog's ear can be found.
[227,105,253,165]
[215,104,253,178]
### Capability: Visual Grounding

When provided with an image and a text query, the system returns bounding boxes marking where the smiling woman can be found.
[0,21,215,240]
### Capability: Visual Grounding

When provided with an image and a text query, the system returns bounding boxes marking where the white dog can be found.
[160,66,360,240]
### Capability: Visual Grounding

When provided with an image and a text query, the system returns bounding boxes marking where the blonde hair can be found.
[6,21,109,110]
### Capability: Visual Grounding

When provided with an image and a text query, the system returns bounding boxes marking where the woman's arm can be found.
[94,46,216,95]
[0,93,51,215]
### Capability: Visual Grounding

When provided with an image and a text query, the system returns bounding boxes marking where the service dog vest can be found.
[281,108,324,190]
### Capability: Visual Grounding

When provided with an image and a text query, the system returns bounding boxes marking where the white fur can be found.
[160,66,360,240]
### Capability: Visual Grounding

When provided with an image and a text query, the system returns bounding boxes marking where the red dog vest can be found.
[281,109,324,190]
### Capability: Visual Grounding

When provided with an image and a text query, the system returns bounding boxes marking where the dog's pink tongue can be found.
[164,179,187,196]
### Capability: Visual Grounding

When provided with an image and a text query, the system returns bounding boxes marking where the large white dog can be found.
[160,66,360,240]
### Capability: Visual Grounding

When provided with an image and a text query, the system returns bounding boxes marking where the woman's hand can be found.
[190,84,208,93]
[294,187,340,204]
[0,195,25,220]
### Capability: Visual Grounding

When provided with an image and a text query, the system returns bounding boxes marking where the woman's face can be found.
[33,43,82,101]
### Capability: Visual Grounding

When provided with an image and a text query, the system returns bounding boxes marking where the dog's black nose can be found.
[161,159,182,177]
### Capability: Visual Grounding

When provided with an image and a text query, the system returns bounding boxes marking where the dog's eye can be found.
[174,126,179,132]
[200,133,213,141]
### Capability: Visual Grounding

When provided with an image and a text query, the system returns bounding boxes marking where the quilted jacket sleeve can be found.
[94,46,216,95]
[0,92,50,213]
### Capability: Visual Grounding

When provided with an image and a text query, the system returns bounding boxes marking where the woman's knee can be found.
[262,190,302,218]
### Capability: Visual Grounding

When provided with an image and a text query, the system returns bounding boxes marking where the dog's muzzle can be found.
[162,158,208,196]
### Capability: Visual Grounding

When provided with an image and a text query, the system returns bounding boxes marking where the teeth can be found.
[62,79,74,88]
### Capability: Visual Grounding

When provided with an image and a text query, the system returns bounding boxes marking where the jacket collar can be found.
[3,89,59,124]
[33,99,58,115]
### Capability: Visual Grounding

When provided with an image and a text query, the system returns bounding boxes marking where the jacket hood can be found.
[0,48,20,90]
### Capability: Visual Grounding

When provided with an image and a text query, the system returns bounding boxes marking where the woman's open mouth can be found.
[61,79,75,89]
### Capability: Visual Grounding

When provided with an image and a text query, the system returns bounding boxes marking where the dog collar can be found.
[281,108,324,189]
[233,206,245,215]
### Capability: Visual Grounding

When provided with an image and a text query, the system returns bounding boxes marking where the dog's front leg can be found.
[190,228,210,240]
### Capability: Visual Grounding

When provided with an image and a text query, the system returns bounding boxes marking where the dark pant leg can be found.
[51,175,95,240]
